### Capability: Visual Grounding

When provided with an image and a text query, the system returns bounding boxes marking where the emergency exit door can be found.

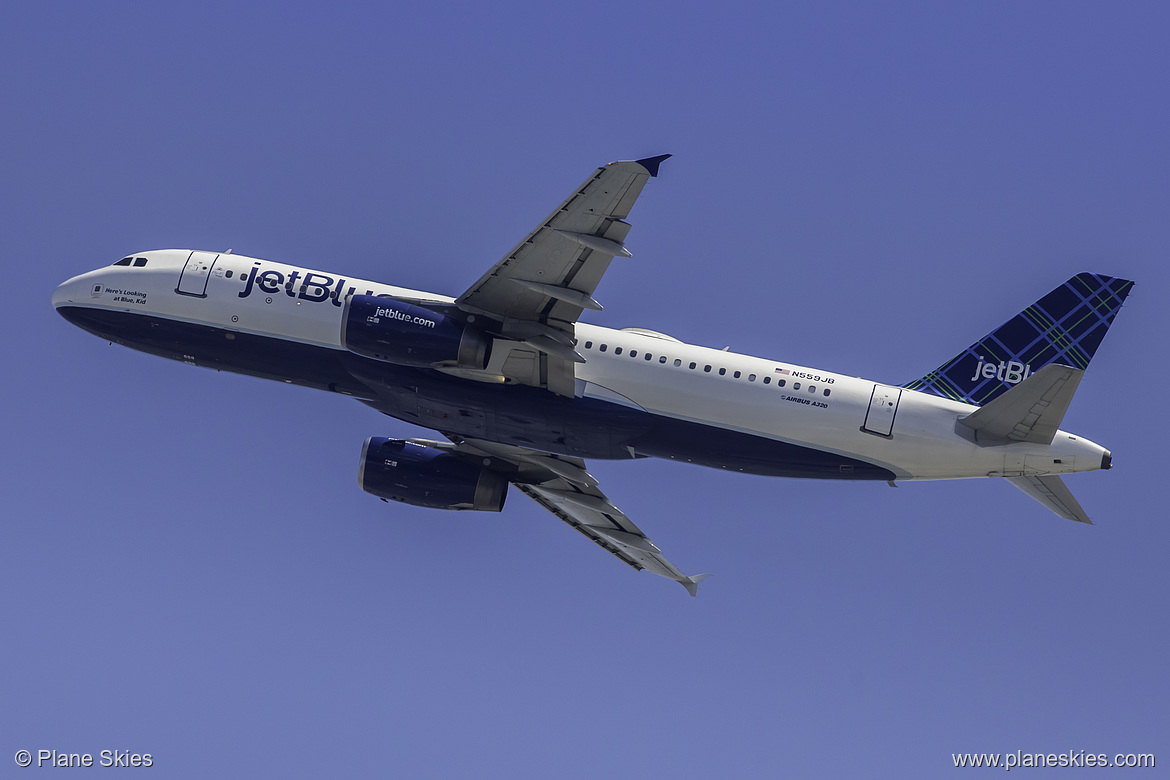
[863,384,902,437]
[175,251,219,297]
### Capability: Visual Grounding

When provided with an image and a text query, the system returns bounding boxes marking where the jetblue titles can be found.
[373,306,437,328]
[970,358,1032,384]
[238,263,383,305]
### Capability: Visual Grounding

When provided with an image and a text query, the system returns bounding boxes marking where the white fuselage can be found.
[53,250,1110,482]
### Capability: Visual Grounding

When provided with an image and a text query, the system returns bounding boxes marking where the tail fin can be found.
[903,273,1133,405]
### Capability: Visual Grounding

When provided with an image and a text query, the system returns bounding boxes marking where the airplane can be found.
[53,155,1133,595]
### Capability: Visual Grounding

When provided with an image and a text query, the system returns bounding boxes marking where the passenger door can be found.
[863,384,902,437]
[175,251,219,297]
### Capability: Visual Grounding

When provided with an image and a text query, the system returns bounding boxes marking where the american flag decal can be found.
[775,368,790,375]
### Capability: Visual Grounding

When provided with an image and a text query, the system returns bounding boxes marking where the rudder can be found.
[903,273,1133,405]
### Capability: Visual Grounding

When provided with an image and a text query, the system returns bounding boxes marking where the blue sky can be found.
[2,2,1166,776]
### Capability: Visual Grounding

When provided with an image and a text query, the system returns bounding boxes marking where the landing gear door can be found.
[176,251,219,297]
[863,384,902,437]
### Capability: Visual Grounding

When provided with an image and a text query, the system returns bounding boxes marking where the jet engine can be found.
[358,437,508,511]
[342,295,490,370]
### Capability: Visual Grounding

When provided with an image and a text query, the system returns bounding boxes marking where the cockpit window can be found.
[114,257,132,266]
[134,257,148,267]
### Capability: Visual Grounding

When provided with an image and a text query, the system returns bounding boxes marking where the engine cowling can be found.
[342,295,490,370]
[358,437,508,511]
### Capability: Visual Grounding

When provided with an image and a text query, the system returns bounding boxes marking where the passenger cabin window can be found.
[824,389,831,397]
[585,341,593,349]
[629,350,636,357]
[763,376,771,384]
[703,365,712,373]
[659,356,667,364]
[718,368,727,376]
[614,347,623,355]
[733,370,741,379]
[599,344,607,352]
[114,258,132,266]
[778,379,786,387]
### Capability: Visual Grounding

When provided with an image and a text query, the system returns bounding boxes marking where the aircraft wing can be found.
[445,435,709,596]
[455,155,669,396]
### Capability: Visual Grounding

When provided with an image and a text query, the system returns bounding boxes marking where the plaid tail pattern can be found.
[903,273,1133,406]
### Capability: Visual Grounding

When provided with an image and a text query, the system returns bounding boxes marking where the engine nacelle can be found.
[358,437,508,511]
[342,295,490,369]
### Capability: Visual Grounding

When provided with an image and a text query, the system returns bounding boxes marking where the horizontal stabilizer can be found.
[959,364,1082,445]
[1007,475,1092,524]
[681,573,711,597]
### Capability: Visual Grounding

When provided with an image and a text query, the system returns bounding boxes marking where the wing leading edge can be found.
[444,436,709,596]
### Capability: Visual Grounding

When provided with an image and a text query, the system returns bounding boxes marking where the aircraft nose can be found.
[52,278,73,309]
[53,272,98,310]
[51,279,69,306]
